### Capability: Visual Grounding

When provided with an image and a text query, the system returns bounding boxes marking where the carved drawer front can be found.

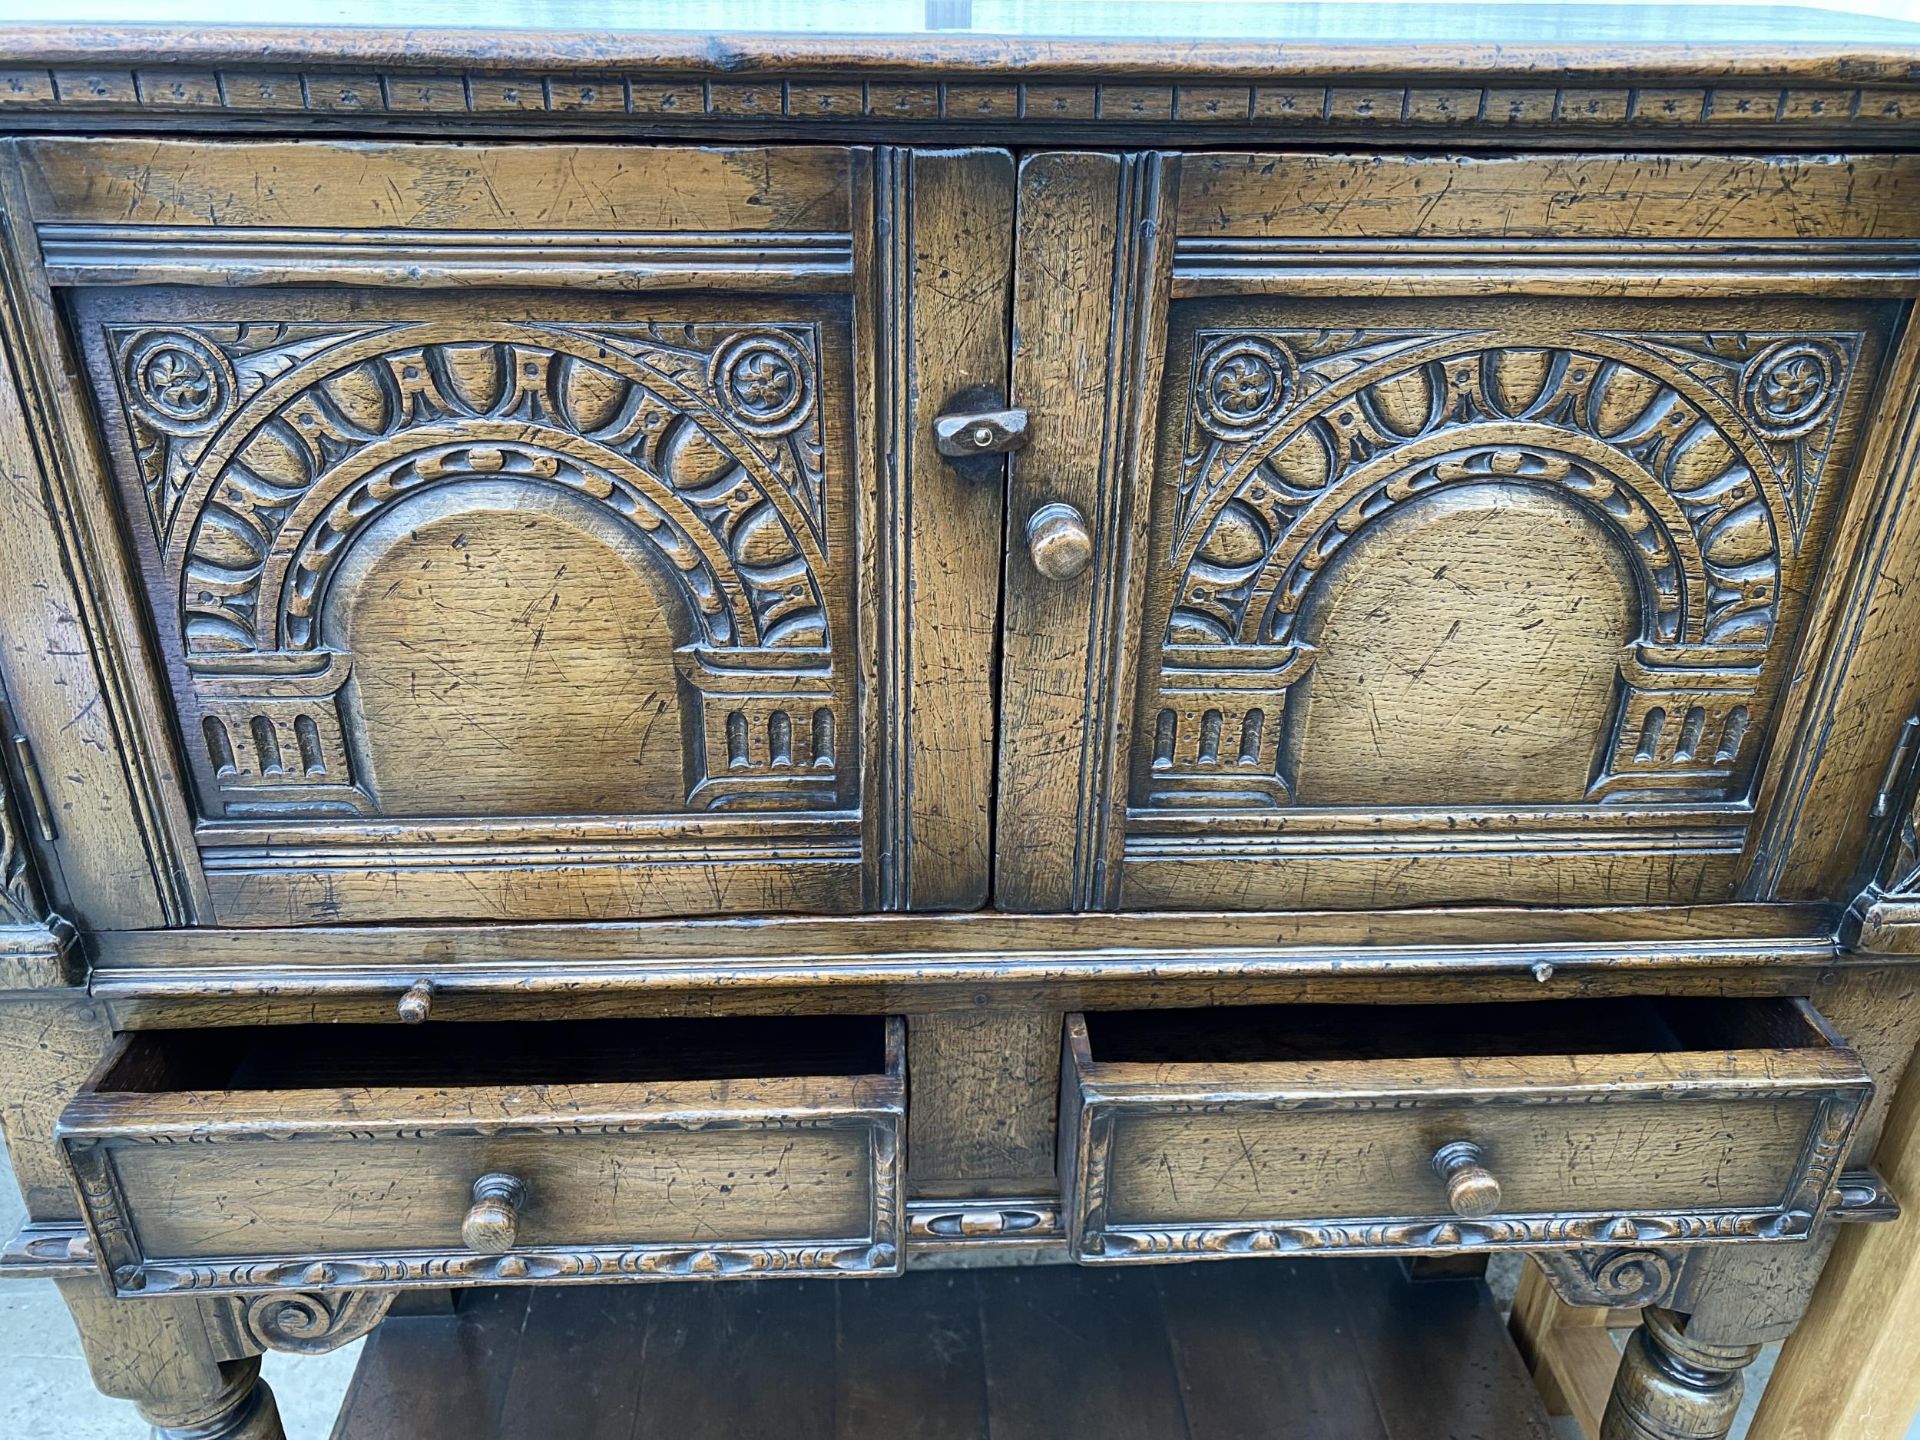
[1059,998,1870,1264]
[10,136,1014,923]
[56,1014,905,1297]
[998,150,1916,911]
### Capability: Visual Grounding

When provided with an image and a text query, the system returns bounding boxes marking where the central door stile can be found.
[994,151,1180,913]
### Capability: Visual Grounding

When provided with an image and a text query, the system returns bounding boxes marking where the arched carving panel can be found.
[322,481,694,817]
[1281,484,1641,807]
[97,313,844,820]
[1140,314,1869,814]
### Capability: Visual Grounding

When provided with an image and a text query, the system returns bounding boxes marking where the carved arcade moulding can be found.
[82,304,852,824]
[1136,309,1887,821]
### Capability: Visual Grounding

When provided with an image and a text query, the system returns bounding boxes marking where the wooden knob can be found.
[1431,1141,1502,1218]
[462,1173,526,1254]
[1025,502,1093,581]
[397,979,434,1025]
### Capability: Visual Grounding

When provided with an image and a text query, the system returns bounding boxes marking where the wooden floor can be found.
[331,1258,1555,1440]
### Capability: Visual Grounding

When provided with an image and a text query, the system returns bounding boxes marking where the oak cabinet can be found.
[5,22,1920,1440]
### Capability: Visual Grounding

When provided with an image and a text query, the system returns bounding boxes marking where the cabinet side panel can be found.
[0,146,186,927]
[1746,318,1920,901]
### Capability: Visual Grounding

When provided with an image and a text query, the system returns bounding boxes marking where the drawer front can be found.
[1060,1002,1871,1263]
[997,150,1917,912]
[57,1016,905,1295]
[10,137,1014,923]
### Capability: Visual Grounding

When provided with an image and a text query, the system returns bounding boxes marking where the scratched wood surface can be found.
[331,1259,1555,1440]
[1,18,1920,1440]
[58,1014,907,1291]
[1060,1001,1872,1262]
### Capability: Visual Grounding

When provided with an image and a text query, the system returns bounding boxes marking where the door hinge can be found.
[11,732,56,842]
[1874,713,1920,820]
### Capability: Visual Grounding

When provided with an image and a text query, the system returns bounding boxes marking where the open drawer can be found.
[59,1014,904,1297]
[1060,999,1870,1263]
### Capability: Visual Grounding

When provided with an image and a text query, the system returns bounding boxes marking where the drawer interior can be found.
[98,1014,892,1094]
[1080,996,1836,1067]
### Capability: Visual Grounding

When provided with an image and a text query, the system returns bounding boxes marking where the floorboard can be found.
[1335,1260,1557,1440]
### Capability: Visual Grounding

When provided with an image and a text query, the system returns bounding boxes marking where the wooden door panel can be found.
[999,151,1915,912]
[14,138,1013,924]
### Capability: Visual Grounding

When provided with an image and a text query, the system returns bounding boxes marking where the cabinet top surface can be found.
[4,0,1920,45]
[4,1,1920,70]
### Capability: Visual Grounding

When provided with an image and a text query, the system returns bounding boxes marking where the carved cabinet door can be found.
[995,150,1916,912]
[4,139,1013,925]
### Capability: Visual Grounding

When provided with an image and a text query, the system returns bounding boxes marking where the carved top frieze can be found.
[3,39,1920,144]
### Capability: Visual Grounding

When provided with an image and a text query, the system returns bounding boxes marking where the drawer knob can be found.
[462,1173,527,1254]
[1026,502,1093,582]
[1431,1141,1502,1218]
[397,979,435,1025]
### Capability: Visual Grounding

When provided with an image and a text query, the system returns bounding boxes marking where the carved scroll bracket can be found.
[1532,1247,1684,1310]
[227,1290,395,1356]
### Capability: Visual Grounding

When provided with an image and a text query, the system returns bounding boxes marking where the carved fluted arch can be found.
[1547,329,1798,529]
[259,422,756,651]
[1176,331,1796,553]
[1173,331,1502,555]
[1244,424,1706,648]
[163,322,829,656]
[1169,331,1796,652]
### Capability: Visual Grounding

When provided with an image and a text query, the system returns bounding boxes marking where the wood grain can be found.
[330,1260,1555,1439]
[854,145,1012,910]
[906,1009,1061,1197]
[1177,153,1920,242]
[1746,1031,1920,1439]
[996,149,1175,910]
[17,138,853,234]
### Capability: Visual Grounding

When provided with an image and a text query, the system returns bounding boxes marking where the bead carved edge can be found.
[1,71,1919,138]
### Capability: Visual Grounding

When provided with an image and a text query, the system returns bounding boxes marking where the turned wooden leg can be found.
[138,1356,284,1440]
[56,1280,287,1440]
[1601,1307,1763,1440]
